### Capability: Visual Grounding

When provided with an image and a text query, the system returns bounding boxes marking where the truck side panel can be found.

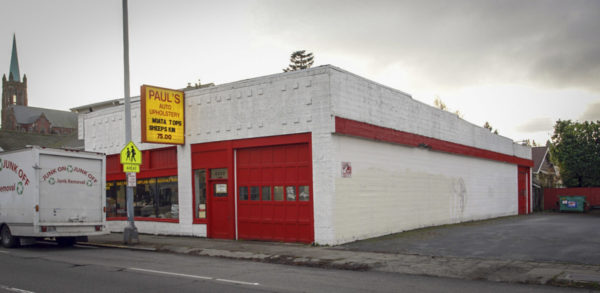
[39,154,103,224]
[0,150,36,235]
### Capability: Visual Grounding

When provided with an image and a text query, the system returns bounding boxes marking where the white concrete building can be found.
[74,65,532,245]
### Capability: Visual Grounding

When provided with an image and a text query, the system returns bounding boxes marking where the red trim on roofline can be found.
[335,116,533,167]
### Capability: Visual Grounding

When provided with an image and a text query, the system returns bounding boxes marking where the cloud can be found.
[579,101,600,121]
[516,117,554,132]
[254,0,600,92]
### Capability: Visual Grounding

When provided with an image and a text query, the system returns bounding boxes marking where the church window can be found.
[12,94,16,104]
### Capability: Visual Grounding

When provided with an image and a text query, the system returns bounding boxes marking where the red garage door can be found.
[237,144,313,243]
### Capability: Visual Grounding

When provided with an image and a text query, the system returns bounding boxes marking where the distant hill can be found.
[0,129,83,152]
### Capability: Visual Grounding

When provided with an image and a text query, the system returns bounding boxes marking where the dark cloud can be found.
[579,101,600,121]
[255,0,600,91]
[516,117,553,132]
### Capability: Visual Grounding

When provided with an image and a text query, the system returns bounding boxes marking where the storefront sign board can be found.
[141,85,185,145]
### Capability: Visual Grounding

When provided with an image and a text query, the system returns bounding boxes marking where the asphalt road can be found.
[0,243,588,293]
[341,212,600,265]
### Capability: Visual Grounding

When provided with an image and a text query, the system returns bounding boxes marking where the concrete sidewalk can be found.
[83,233,600,290]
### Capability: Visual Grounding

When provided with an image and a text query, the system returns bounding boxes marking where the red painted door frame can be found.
[191,142,235,239]
[518,166,530,215]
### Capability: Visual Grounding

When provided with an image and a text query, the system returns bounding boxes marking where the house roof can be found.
[9,105,77,129]
[0,129,83,152]
[532,146,549,173]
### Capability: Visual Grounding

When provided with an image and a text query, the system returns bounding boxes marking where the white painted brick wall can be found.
[332,135,518,245]
[329,67,531,160]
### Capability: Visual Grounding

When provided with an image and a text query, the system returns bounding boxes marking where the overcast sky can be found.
[1,0,599,144]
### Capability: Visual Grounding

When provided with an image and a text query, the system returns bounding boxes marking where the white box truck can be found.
[0,146,108,248]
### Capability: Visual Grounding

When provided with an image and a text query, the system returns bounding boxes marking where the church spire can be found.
[9,34,20,82]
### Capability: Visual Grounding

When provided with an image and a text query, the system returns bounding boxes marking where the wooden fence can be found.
[543,187,600,210]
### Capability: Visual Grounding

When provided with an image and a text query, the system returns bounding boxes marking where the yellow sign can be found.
[120,141,142,165]
[123,164,140,173]
[141,85,185,145]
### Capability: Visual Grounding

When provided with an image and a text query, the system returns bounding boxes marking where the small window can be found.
[274,186,284,201]
[250,186,259,201]
[239,186,248,200]
[262,186,271,201]
[299,186,310,201]
[286,186,296,201]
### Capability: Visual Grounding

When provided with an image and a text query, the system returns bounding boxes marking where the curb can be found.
[80,241,600,290]
[79,242,157,252]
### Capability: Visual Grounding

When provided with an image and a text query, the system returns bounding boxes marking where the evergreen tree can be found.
[550,120,600,187]
[483,121,499,134]
[283,50,314,72]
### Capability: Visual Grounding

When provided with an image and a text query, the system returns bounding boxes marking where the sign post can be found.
[121,0,138,245]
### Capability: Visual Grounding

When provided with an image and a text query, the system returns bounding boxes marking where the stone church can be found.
[2,35,77,134]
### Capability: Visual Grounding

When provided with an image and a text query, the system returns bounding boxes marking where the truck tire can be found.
[1,225,20,248]
[56,237,76,247]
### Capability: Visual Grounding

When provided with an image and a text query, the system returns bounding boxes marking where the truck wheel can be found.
[1,225,20,248]
[56,237,76,247]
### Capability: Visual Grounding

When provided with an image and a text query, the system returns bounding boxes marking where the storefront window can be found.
[107,176,178,220]
[194,170,207,219]
[106,180,127,217]
[157,176,178,219]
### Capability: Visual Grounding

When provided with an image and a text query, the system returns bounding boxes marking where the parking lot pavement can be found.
[339,211,600,266]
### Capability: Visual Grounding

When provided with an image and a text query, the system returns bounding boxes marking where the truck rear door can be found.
[39,154,103,224]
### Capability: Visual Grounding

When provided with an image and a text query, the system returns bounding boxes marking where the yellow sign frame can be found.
[140,85,185,145]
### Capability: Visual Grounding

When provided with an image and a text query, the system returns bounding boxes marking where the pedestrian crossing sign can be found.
[120,141,142,165]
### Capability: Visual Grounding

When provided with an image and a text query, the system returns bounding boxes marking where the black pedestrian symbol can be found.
[130,146,136,162]
[126,148,131,161]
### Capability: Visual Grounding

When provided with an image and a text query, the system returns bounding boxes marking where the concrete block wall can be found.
[332,135,518,244]
[328,66,531,160]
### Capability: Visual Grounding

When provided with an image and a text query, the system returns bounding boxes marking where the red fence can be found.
[543,187,600,210]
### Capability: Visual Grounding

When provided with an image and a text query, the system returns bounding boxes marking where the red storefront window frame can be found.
[106,146,179,223]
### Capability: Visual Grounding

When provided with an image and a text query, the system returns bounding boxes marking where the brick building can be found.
[74,65,532,245]
[2,35,77,134]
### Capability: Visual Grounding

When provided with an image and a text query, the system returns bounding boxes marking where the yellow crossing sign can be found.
[120,141,142,165]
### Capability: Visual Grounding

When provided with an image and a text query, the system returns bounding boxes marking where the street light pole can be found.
[122,0,138,244]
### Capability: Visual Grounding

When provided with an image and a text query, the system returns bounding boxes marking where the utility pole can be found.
[122,0,138,244]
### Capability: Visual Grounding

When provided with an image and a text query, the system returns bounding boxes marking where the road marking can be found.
[0,251,9,254]
[216,278,260,286]
[128,268,259,286]
[0,285,35,293]
[129,268,212,280]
